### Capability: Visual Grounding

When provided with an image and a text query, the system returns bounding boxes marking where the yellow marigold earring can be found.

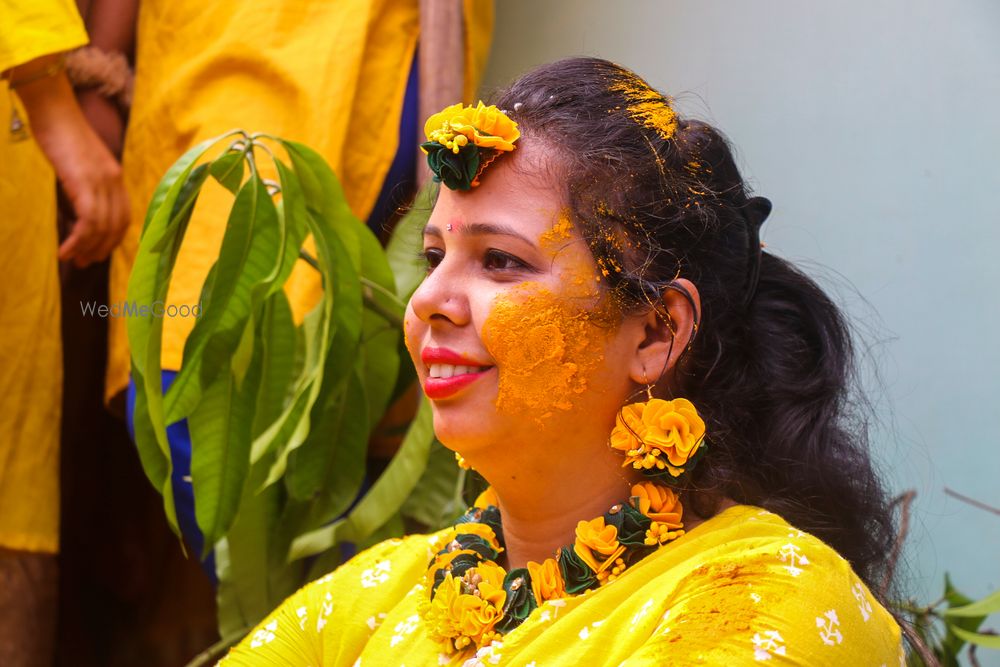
[609,375,707,482]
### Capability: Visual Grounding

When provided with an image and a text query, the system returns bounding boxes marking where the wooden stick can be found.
[417,0,465,188]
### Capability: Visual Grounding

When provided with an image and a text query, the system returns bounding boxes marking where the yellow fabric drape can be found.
[220,506,903,666]
[106,0,494,402]
[0,0,87,553]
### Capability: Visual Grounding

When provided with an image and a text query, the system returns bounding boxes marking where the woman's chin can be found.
[430,409,514,462]
[430,417,492,451]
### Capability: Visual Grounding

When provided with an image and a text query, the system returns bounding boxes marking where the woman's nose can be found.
[407,260,472,328]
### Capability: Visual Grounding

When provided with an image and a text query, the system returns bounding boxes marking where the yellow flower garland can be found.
[423,482,687,658]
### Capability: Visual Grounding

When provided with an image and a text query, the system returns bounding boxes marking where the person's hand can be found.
[11,57,130,267]
[46,102,130,267]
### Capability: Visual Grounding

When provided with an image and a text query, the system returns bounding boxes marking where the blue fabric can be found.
[366,50,419,234]
[126,370,217,583]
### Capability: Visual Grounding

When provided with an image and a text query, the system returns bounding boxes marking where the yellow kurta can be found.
[0,0,88,553]
[220,506,903,665]
[106,0,494,402]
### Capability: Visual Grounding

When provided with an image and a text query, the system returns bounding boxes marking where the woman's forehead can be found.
[429,147,565,240]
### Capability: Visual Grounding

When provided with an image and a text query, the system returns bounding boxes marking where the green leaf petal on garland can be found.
[432,552,483,593]
[421,142,480,191]
[558,545,598,595]
[457,506,504,545]
[497,568,537,633]
[454,533,501,561]
[606,503,652,549]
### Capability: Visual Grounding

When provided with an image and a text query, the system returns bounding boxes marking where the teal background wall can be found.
[483,0,1000,653]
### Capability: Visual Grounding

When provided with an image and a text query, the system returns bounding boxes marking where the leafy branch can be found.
[126,132,455,656]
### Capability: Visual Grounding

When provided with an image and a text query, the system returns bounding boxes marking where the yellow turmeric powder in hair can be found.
[609,73,678,141]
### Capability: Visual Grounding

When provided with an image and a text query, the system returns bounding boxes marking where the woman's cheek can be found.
[481,281,613,423]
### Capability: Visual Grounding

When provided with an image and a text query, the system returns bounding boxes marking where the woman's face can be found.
[404,146,643,467]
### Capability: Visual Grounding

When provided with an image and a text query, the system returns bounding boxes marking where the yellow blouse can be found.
[219,506,903,666]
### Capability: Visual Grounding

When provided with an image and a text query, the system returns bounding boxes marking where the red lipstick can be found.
[420,347,494,400]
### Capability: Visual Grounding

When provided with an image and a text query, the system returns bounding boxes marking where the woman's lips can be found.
[423,367,493,400]
[420,348,494,400]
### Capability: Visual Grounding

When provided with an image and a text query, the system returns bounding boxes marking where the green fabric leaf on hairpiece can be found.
[422,142,480,191]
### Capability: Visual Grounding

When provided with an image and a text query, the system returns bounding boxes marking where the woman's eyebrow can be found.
[423,222,535,246]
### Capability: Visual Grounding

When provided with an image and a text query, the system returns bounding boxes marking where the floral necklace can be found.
[422,481,687,656]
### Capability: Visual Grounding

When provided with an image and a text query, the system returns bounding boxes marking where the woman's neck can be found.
[481,446,645,570]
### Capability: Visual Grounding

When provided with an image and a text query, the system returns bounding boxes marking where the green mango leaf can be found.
[288,397,435,561]
[212,538,244,637]
[942,573,989,658]
[267,159,310,296]
[387,340,418,408]
[128,364,177,532]
[257,214,358,485]
[279,139,361,268]
[385,184,435,300]
[209,150,245,194]
[128,137,224,534]
[286,371,368,518]
[949,625,1000,649]
[188,339,261,554]
[401,439,464,529]
[944,588,1000,618]
[251,291,297,439]
[138,130,242,236]
[357,223,401,429]
[148,163,210,255]
[252,305,323,465]
[215,457,302,636]
[165,173,281,425]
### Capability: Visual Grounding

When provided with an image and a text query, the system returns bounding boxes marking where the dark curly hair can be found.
[491,57,896,595]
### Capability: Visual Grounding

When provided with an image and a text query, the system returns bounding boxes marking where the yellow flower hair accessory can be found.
[421,101,520,190]
[610,397,707,480]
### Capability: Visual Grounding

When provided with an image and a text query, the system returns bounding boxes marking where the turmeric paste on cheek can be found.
[481,281,613,422]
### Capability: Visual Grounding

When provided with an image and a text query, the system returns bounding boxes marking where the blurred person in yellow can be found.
[90,0,493,555]
[0,0,130,664]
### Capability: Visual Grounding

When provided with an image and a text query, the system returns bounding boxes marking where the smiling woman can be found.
[220,58,905,666]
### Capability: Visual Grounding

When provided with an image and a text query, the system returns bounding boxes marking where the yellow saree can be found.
[219,505,903,665]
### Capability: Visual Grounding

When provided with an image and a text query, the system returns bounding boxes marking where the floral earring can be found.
[609,374,707,482]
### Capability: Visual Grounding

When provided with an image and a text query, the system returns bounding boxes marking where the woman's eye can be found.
[483,249,530,272]
[422,248,444,271]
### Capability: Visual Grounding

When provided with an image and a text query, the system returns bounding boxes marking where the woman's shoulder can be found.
[670,505,891,609]
[687,504,878,583]
[625,504,903,664]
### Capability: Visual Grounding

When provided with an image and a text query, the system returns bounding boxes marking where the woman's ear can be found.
[628,278,701,385]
